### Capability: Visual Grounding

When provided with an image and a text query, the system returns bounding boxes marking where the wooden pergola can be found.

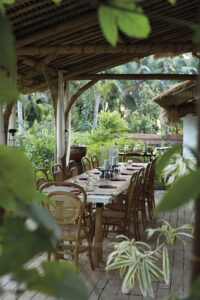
[4,0,199,154]
[3,0,200,286]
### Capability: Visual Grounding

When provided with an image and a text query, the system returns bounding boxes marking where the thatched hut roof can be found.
[7,0,200,93]
[152,80,198,123]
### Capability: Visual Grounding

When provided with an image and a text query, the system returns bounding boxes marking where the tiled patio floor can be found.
[0,191,193,300]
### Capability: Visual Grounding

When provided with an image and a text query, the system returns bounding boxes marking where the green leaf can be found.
[122,261,138,293]
[137,262,146,296]
[98,5,118,46]
[190,24,200,44]
[0,16,15,71]
[168,0,176,4]
[0,216,55,275]
[13,261,88,300]
[2,0,15,4]
[52,0,62,4]
[156,168,200,212]
[156,145,182,176]
[34,191,54,206]
[162,246,169,284]
[143,260,154,297]
[0,72,19,104]
[0,146,35,212]
[146,261,164,280]
[117,8,151,39]
[17,200,61,243]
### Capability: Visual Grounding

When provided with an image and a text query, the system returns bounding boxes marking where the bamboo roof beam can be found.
[70,74,197,81]
[16,42,200,56]
[20,54,140,93]
[15,12,97,48]
[19,56,57,75]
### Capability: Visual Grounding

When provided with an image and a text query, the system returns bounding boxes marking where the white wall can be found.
[183,114,198,158]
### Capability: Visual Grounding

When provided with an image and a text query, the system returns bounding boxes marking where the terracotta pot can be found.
[70,145,87,162]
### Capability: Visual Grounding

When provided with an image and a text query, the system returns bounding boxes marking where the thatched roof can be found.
[7,0,200,93]
[152,80,198,123]
[152,80,197,108]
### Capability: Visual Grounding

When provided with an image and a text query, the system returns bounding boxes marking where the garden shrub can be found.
[16,120,54,178]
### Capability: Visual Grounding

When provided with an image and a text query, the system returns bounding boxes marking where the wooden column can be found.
[43,69,58,164]
[65,80,71,166]
[57,71,65,166]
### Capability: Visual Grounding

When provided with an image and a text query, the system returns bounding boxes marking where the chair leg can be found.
[88,237,95,270]
[74,249,79,271]
[74,238,80,271]
[133,211,140,240]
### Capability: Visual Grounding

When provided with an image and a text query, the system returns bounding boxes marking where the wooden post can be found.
[57,71,65,167]
[42,69,58,164]
[65,80,71,166]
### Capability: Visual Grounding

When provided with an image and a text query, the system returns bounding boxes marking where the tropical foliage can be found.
[106,221,192,297]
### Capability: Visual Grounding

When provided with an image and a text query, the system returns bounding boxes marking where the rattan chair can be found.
[34,168,49,190]
[146,157,157,217]
[91,154,99,169]
[68,160,79,178]
[103,171,138,238]
[52,164,63,182]
[81,156,91,173]
[47,182,94,270]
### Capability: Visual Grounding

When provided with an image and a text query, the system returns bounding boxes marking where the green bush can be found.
[16,120,54,178]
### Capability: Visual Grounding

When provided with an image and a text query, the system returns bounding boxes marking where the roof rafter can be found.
[16,42,200,56]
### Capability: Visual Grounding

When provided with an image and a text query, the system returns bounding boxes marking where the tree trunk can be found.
[93,94,100,128]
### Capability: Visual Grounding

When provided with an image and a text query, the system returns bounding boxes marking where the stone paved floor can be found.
[0,191,193,300]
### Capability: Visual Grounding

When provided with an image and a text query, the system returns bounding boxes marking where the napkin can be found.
[69,189,81,195]
[78,177,88,180]
[132,164,142,167]
[120,172,132,175]
[98,184,117,189]
[110,178,126,182]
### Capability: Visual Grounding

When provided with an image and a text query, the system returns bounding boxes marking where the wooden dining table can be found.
[43,162,147,267]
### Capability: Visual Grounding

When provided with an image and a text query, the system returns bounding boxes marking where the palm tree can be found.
[92,80,118,128]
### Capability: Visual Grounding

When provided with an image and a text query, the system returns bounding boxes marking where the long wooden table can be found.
[43,163,147,267]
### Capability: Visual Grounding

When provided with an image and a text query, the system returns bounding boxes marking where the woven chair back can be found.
[91,154,99,169]
[81,156,91,172]
[133,168,145,209]
[52,164,63,182]
[34,168,49,190]
[128,170,140,210]
[68,160,79,178]
[48,191,82,225]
